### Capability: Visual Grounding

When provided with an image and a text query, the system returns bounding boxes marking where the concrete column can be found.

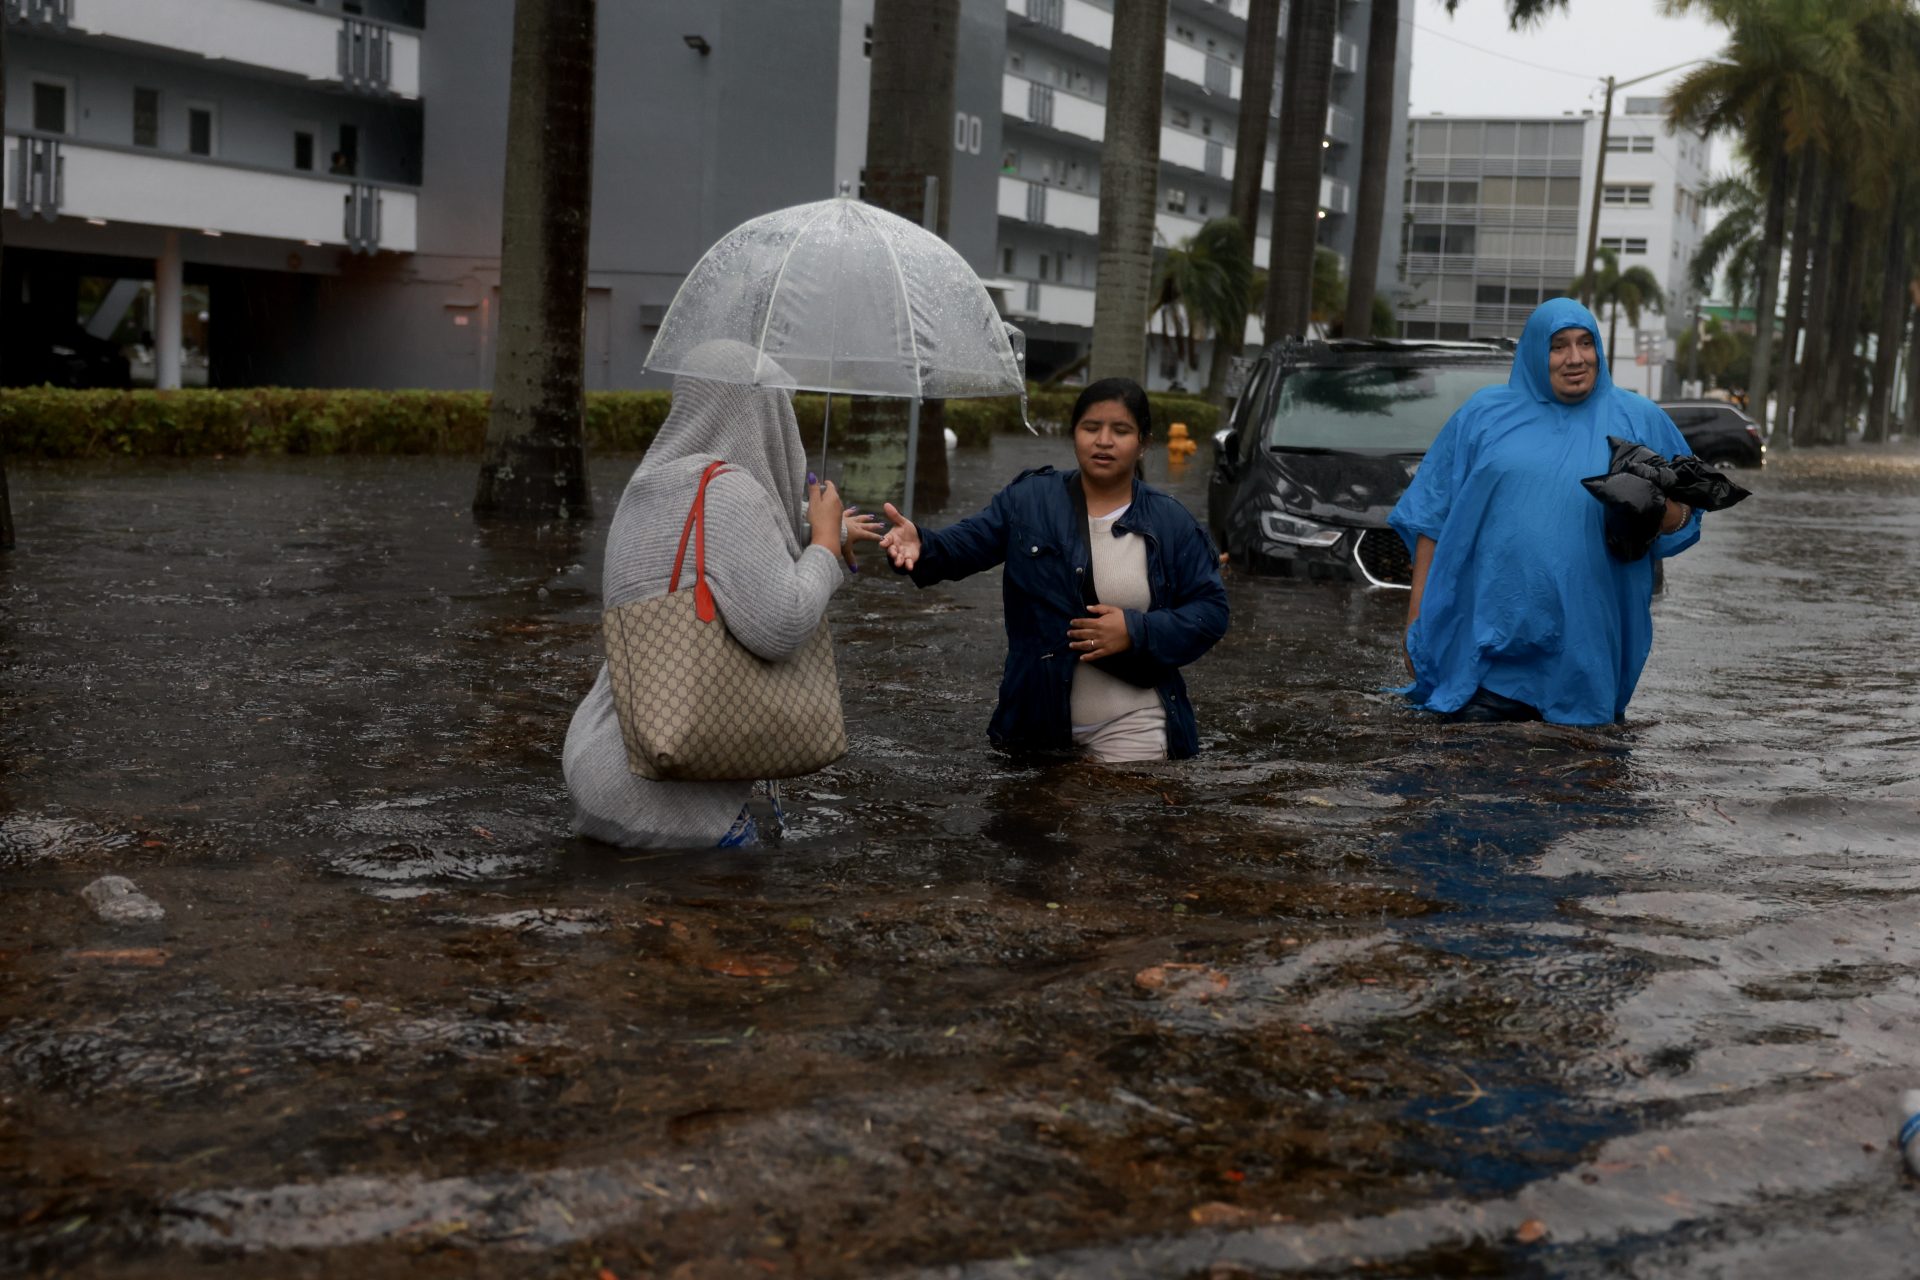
[155,231,183,391]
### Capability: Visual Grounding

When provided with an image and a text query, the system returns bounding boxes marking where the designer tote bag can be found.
[603,460,847,781]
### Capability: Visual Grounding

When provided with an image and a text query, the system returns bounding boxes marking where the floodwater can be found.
[2,435,1918,1278]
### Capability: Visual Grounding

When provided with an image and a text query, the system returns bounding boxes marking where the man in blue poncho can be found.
[1389,298,1700,725]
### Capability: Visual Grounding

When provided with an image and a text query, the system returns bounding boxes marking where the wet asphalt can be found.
[2,435,1918,1278]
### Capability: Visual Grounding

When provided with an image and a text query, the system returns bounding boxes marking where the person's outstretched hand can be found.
[1068,604,1131,661]
[879,502,922,571]
[841,504,885,569]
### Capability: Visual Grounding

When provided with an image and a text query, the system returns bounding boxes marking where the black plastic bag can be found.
[1580,436,1750,562]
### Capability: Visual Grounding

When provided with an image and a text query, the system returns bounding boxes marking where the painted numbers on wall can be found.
[953,112,983,155]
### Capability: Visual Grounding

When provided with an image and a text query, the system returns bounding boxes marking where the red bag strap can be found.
[669,460,729,623]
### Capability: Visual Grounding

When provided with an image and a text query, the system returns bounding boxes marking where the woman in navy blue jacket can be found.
[879,378,1229,761]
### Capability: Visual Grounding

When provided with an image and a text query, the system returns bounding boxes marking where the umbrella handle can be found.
[818,392,832,476]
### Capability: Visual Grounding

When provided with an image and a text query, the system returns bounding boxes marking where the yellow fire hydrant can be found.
[1166,422,1198,459]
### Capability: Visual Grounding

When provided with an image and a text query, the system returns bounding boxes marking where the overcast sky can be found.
[1406,0,1737,173]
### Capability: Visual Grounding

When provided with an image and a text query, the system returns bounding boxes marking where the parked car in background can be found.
[1657,399,1766,468]
[1209,339,1514,588]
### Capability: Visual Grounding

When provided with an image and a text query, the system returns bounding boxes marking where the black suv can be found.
[1656,399,1766,468]
[1208,339,1514,588]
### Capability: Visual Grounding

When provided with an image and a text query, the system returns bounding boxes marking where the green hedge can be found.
[0,385,1219,459]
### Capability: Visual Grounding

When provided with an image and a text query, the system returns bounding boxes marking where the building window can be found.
[334,123,358,175]
[187,102,217,157]
[1403,321,1437,339]
[31,79,70,135]
[1008,50,1023,73]
[1413,179,1445,205]
[133,87,159,148]
[1164,188,1188,214]
[1002,246,1015,275]
[1476,284,1506,306]
[1607,135,1655,153]
[1001,148,1019,175]
[1200,116,1212,137]
[1197,193,1210,216]
[1173,22,1196,42]
[1446,180,1477,206]
[1602,184,1652,207]
[1599,236,1649,255]
[1442,226,1477,255]
[294,129,316,171]
[1171,106,1191,129]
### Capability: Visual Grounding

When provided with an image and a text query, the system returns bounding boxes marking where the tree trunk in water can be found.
[1817,201,1867,446]
[1789,165,1840,448]
[1747,138,1789,438]
[1091,0,1169,382]
[855,0,960,511]
[1342,0,1398,341]
[474,0,596,520]
[1773,153,1818,451]
[1264,0,1337,341]
[1866,191,1909,444]
[1205,0,1284,402]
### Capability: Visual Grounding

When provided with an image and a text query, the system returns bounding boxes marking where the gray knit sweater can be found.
[564,355,843,847]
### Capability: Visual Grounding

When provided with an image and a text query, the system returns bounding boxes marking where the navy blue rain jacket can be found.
[905,467,1229,758]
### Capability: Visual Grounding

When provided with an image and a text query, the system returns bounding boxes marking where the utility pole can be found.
[1580,61,1708,313]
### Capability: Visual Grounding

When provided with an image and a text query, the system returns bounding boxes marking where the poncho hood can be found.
[1511,297,1612,405]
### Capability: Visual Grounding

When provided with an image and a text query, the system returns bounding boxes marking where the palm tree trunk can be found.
[474,0,596,519]
[1866,190,1909,444]
[0,16,10,552]
[1264,0,1338,341]
[1789,163,1841,448]
[857,0,959,510]
[1906,303,1920,442]
[1343,0,1399,341]
[1206,0,1284,401]
[1090,0,1170,381]
[1747,138,1789,438]
[1818,202,1867,444]
[1608,302,1620,376]
[1773,152,1818,450]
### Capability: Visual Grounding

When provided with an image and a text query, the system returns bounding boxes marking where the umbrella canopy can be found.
[644,196,1023,400]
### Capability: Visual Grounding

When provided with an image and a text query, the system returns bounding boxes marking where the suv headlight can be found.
[1260,510,1344,547]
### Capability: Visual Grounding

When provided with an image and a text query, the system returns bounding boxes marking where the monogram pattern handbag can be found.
[603,461,847,781]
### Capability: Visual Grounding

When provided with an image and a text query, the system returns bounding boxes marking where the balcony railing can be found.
[5,0,71,28]
[3,131,417,252]
[66,0,421,98]
[1006,281,1096,328]
[998,175,1098,235]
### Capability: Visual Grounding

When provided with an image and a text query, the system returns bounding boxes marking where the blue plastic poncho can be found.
[1388,299,1701,724]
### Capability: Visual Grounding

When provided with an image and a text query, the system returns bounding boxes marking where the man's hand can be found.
[1067,604,1132,661]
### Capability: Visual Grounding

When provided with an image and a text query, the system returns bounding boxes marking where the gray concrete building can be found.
[1,0,1410,393]
[1396,102,1709,396]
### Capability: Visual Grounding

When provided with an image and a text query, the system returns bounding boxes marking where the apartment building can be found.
[1397,100,1709,396]
[997,0,1413,384]
[2,0,423,387]
[1,0,1410,393]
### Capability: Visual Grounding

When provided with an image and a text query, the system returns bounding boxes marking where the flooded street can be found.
[3,435,1919,1278]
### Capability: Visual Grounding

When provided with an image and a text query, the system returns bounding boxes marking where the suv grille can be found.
[1353,528,1411,587]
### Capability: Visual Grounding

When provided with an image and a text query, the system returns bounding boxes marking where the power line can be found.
[1404,16,1603,84]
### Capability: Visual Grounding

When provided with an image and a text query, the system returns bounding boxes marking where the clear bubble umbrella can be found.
[644,195,1028,518]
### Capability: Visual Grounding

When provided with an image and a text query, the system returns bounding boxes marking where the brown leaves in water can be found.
[69,948,168,967]
[1514,1218,1549,1244]
[700,955,797,979]
[1135,963,1229,1000]
[1188,1200,1265,1227]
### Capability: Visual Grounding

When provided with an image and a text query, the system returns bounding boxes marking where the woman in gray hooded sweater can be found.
[564,341,878,847]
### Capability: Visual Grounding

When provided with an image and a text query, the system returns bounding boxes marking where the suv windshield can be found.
[1266,364,1510,452]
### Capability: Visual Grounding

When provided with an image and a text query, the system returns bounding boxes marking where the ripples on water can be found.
[2,445,1917,1276]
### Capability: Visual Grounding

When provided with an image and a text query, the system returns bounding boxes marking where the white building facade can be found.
[1397,100,1709,397]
